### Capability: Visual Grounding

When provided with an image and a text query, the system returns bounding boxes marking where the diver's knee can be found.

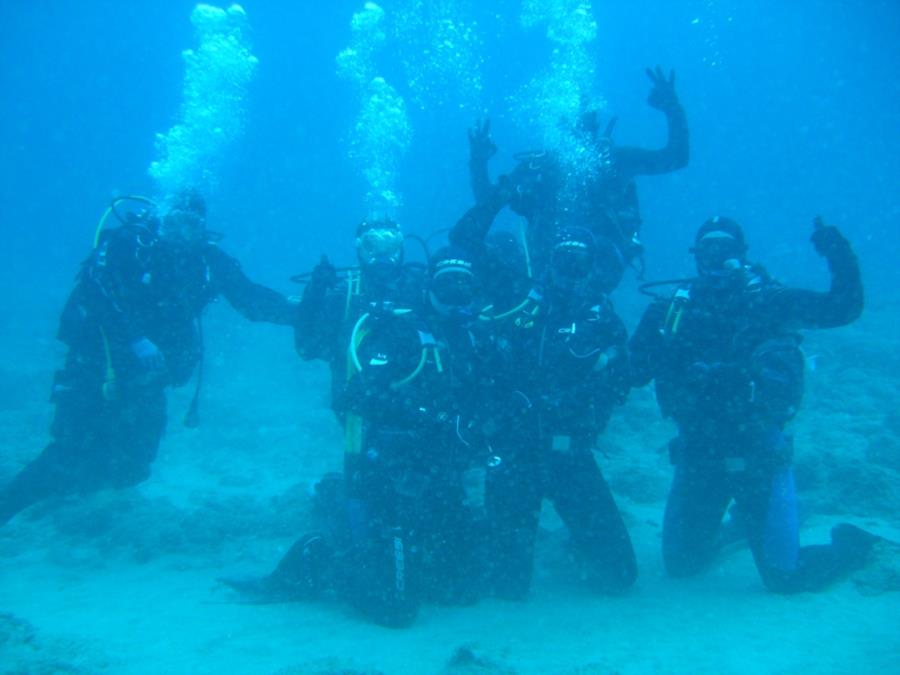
[109,460,153,489]
[757,565,801,594]
[594,561,638,593]
[663,548,709,578]
[368,601,419,629]
[619,558,639,589]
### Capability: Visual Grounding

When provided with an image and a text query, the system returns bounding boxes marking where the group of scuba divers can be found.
[0,68,887,628]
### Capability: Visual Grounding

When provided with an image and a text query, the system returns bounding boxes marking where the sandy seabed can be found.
[2,304,898,674]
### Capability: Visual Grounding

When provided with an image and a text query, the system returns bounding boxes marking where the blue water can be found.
[1,1,898,672]
[2,1,898,305]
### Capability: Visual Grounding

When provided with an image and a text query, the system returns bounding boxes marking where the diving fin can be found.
[219,533,334,602]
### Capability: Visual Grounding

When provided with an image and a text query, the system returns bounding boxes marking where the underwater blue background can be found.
[2,0,898,324]
[1,2,899,673]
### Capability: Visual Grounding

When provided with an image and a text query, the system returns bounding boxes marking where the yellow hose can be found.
[93,195,158,248]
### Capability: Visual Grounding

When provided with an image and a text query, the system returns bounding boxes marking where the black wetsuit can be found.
[448,188,637,597]
[629,231,866,592]
[478,288,637,598]
[293,266,487,627]
[471,101,689,291]
[295,265,425,412]
[448,184,532,314]
[0,222,295,525]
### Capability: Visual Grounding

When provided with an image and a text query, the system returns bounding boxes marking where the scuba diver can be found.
[294,218,425,398]
[223,220,494,627]
[0,190,296,527]
[486,227,637,599]
[453,217,638,599]
[446,165,636,598]
[629,215,882,592]
[469,66,689,292]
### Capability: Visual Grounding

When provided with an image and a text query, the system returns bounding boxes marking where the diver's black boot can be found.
[0,478,48,528]
[761,524,885,594]
[218,574,276,598]
[830,523,882,571]
[220,533,334,602]
[270,532,334,595]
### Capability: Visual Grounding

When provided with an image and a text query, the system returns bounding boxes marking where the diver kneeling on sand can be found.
[446,163,638,599]
[221,223,494,627]
[475,226,638,599]
[629,215,891,592]
[0,191,296,527]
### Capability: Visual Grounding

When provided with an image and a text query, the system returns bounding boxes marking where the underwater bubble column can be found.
[515,0,605,191]
[337,2,412,222]
[391,0,484,111]
[149,3,259,202]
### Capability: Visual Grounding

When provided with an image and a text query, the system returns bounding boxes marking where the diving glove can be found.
[810,217,851,258]
[646,66,679,112]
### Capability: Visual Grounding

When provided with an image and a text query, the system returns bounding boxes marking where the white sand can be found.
[2,309,898,674]
[3,505,898,674]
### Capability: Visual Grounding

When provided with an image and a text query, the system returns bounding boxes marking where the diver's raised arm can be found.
[768,217,863,330]
[616,66,689,176]
[468,118,497,204]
